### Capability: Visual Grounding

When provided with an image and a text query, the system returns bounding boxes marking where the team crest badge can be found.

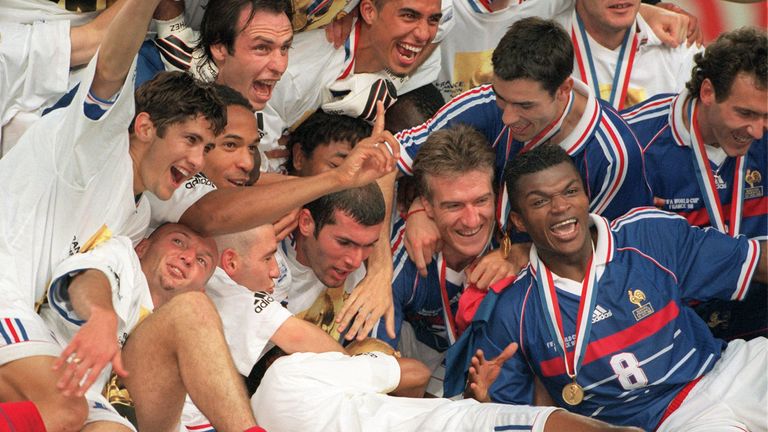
[628,289,654,321]
[745,169,763,199]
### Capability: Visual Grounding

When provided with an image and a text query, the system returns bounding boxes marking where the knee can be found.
[162,291,222,329]
[38,395,88,432]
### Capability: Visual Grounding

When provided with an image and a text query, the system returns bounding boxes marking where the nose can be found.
[343,247,366,270]
[269,50,289,76]
[501,105,520,127]
[179,248,195,267]
[268,257,280,279]
[550,193,569,212]
[239,150,255,175]
[747,118,767,140]
[413,19,430,44]
[460,206,481,228]
[190,147,206,174]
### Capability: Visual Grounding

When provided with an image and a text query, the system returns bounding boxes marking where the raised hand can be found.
[464,342,518,402]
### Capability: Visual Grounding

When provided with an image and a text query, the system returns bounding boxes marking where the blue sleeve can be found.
[615,209,761,302]
[395,85,505,175]
[474,291,536,405]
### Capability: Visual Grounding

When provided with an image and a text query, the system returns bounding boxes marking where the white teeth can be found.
[551,218,577,229]
[457,226,482,237]
[176,166,190,177]
[733,133,752,144]
[399,42,422,53]
[170,265,183,277]
[255,80,276,87]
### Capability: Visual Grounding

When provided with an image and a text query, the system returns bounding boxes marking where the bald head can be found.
[216,224,280,293]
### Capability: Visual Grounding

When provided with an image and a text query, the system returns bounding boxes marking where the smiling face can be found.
[204,105,259,188]
[509,162,592,272]
[134,114,215,200]
[699,73,768,157]
[212,8,293,110]
[422,169,495,266]
[296,210,381,288]
[493,75,570,142]
[360,0,442,77]
[576,0,640,35]
[136,223,218,307]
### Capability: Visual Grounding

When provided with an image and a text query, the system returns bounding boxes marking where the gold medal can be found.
[562,380,584,406]
[501,234,512,260]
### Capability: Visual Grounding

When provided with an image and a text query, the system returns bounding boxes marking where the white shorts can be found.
[658,337,768,432]
[252,351,557,432]
[0,314,60,366]
[85,389,137,431]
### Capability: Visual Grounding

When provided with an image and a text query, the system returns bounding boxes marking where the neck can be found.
[540,228,596,281]
[576,5,632,50]
[129,142,144,196]
[353,28,382,74]
[442,246,476,272]
[689,98,719,147]
[552,90,587,144]
[488,0,511,12]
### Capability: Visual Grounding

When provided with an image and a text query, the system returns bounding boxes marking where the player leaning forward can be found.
[453,144,767,431]
[0,0,267,429]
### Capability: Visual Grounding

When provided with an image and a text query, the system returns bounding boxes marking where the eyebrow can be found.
[222,133,244,141]
[336,236,377,248]
[525,179,580,198]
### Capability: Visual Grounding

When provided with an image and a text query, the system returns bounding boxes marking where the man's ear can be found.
[132,112,156,142]
[359,0,378,25]
[134,238,150,259]
[421,195,435,219]
[292,144,306,172]
[220,249,238,277]
[210,43,229,65]
[509,211,527,234]
[297,209,315,237]
[557,77,574,102]
[699,78,716,106]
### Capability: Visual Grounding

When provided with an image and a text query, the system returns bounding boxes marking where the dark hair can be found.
[304,183,386,236]
[132,71,226,136]
[197,0,293,74]
[287,111,372,173]
[412,124,495,200]
[385,84,445,133]
[503,143,577,212]
[211,83,254,112]
[687,26,767,101]
[492,17,573,96]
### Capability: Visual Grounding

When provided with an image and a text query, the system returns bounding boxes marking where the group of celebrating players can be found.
[0,0,765,431]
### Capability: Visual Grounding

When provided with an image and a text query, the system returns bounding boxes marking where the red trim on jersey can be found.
[539,301,680,377]
[654,376,703,430]
[186,424,214,431]
[3,319,20,343]
[0,401,46,432]
[677,196,768,228]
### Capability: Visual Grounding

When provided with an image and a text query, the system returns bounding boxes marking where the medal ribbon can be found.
[534,251,599,378]
[336,19,361,81]
[687,99,745,237]
[437,254,460,345]
[572,10,638,110]
[495,91,575,233]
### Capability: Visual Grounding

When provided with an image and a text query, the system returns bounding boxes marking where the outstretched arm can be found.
[52,270,128,397]
[180,102,399,236]
[271,316,346,355]
[90,0,164,99]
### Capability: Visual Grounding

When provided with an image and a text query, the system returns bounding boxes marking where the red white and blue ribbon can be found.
[437,254,460,345]
[572,10,638,110]
[533,249,599,378]
[687,98,745,237]
[337,19,361,81]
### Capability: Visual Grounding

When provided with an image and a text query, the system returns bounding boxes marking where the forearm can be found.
[69,270,118,325]
[367,172,397,273]
[272,317,346,354]
[69,0,128,67]
[180,170,349,236]
[91,0,163,98]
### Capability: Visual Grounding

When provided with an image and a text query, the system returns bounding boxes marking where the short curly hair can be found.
[686,26,767,101]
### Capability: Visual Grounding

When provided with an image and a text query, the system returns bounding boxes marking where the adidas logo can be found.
[592,305,613,324]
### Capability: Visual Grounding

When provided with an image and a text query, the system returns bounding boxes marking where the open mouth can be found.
[395,42,422,64]
[732,131,753,145]
[252,80,277,102]
[227,178,247,187]
[167,263,186,280]
[608,2,634,10]
[549,217,579,240]
[456,225,483,238]
[171,165,190,186]
[509,123,530,136]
